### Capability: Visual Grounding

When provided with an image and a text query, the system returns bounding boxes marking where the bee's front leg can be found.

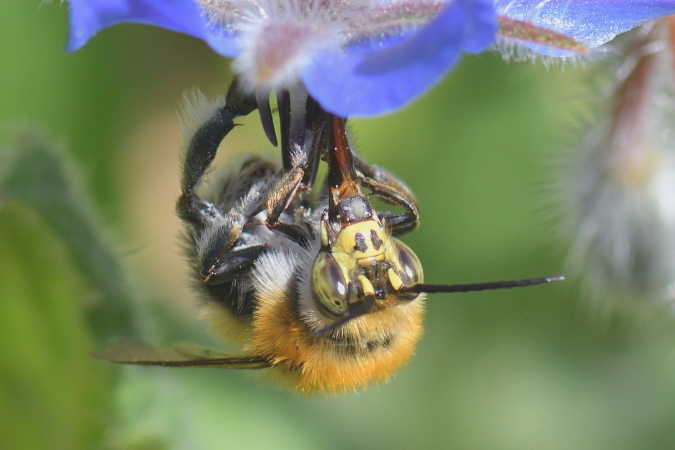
[354,155,420,236]
[261,101,329,248]
[177,78,258,230]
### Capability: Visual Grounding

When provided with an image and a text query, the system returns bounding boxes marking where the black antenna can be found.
[400,275,565,295]
[312,275,564,337]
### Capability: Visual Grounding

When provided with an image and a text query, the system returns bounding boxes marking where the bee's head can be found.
[310,194,423,322]
[326,195,384,263]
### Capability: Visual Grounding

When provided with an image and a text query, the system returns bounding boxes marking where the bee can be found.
[95,79,564,394]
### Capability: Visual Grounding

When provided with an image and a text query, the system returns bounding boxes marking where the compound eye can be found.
[395,240,423,286]
[311,251,349,318]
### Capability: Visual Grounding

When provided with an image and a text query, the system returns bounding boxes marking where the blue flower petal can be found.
[302,0,497,117]
[496,0,675,57]
[67,0,240,57]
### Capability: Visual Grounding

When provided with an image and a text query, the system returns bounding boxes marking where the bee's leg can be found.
[354,155,420,236]
[177,78,258,230]
[266,171,305,224]
[194,176,274,284]
[175,78,275,286]
[214,158,277,214]
[263,168,313,247]
[197,240,268,285]
[262,100,329,247]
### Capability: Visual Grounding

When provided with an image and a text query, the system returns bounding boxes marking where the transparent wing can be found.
[92,341,271,369]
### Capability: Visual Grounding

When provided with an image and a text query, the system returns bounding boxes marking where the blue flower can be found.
[494,1,675,59]
[560,20,675,300]
[67,0,675,116]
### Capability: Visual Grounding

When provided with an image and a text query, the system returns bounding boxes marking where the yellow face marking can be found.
[320,219,329,247]
[333,219,386,262]
[387,268,404,291]
[358,275,375,297]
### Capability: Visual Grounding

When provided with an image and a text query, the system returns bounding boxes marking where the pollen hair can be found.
[249,249,425,393]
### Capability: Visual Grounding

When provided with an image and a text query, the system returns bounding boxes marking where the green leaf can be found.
[0,129,141,343]
[0,201,112,449]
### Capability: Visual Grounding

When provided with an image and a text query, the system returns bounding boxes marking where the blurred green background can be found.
[3,2,675,449]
